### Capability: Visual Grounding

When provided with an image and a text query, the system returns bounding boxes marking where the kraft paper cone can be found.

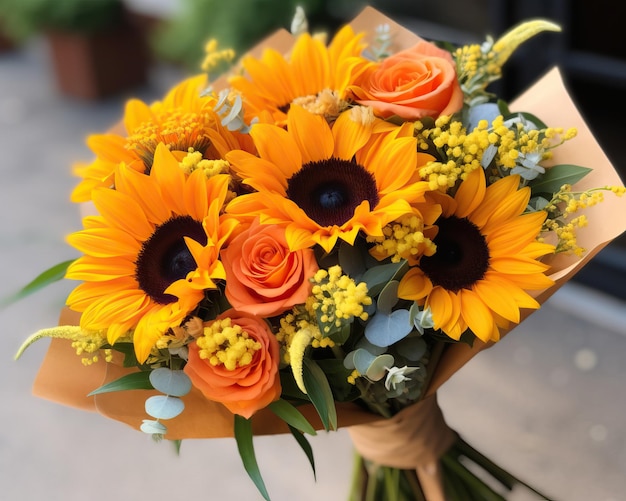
[31,6,626,439]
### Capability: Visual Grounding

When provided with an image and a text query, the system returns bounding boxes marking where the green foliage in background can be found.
[151,0,368,71]
[0,0,123,41]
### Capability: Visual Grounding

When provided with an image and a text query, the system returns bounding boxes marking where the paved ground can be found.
[1,35,626,501]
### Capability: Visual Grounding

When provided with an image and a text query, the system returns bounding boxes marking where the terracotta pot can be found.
[46,16,149,100]
[0,31,15,53]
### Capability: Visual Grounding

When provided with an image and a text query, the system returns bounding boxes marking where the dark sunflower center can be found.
[419,216,490,292]
[286,158,379,227]
[135,215,207,304]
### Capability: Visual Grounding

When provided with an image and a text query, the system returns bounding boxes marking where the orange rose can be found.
[184,311,281,418]
[349,40,464,120]
[221,218,318,317]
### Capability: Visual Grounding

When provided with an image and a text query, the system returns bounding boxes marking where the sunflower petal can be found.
[455,167,486,218]
[398,268,432,301]
[459,289,497,343]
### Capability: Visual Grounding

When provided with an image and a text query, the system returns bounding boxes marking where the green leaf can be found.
[361,261,407,297]
[376,280,400,315]
[530,164,593,196]
[287,424,316,480]
[234,415,271,501]
[104,342,141,368]
[316,358,360,402]
[302,358,337,431]
[338,240,366,278]
[268,399,316,435]
[1,259,74,308]
[278,370,309,402]
[87,371,153,396]
[171,439,182,455]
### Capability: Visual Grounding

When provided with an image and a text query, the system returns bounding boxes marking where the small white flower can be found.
[384,365,419,391]
[290,6,308,36]
[413,306,434,334]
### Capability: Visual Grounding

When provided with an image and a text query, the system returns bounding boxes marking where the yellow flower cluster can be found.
[541,184,625,255]
[367,213,436,264]
[126,109,215,167]
[276,299,335,364]
[197,318,261,371]
[454,20,561,105]
[547,215,588,256]
[415,116,488,190]
[454,42,501,96]
[489,116,577,171]
[347,368,361,385]
[180,148,231,177]
[155,316,204,351]
[311,266,372,334]
[71,332,113,366]
[276,300,336,394]
[201,39,236,78]
[291,89,348,120]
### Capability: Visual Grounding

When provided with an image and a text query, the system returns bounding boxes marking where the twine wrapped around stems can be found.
[348,394,456,501]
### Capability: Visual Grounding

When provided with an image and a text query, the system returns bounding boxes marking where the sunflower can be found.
[225,105,434,253]
[71,74,250,203]
[398,167,556,343]
[228,25,373,125]
[65,144,235,363]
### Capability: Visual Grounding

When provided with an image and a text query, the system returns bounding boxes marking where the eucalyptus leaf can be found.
[352,349,376,375]
[149,368,192,397]
[87,371,153,396]
[361,261,406,297]
[530,164,592,195]
[1,259,74,308]
[269,399,316,435]
[376,280,400,315]
[140,419,167,435]
[364,309,412,347]
[288,425,316,481]
[365,354,395,381]
[145,395,185,420]
[234,415,271,501]
[465,102,500,131]
[302,358,337,431]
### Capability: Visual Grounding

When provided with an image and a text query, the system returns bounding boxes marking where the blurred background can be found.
[0,1,624,500]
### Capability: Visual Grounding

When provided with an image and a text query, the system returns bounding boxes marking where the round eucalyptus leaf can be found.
[149,368,192,397]
[343,350,357,370]
[353,349,377,376]
[145,395,185,420]
[364,309,412,347]
[140,419,167,435]
[365,354,395,381]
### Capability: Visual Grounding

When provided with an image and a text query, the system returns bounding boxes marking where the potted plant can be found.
[6,0,149,99]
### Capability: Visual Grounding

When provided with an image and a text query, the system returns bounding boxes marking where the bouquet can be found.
[13,6,626,501]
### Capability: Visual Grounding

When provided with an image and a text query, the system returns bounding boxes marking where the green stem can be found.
[401,469,426,501]
[441,453,507,501]
[453,437,554,500]
[348,452,367,501]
